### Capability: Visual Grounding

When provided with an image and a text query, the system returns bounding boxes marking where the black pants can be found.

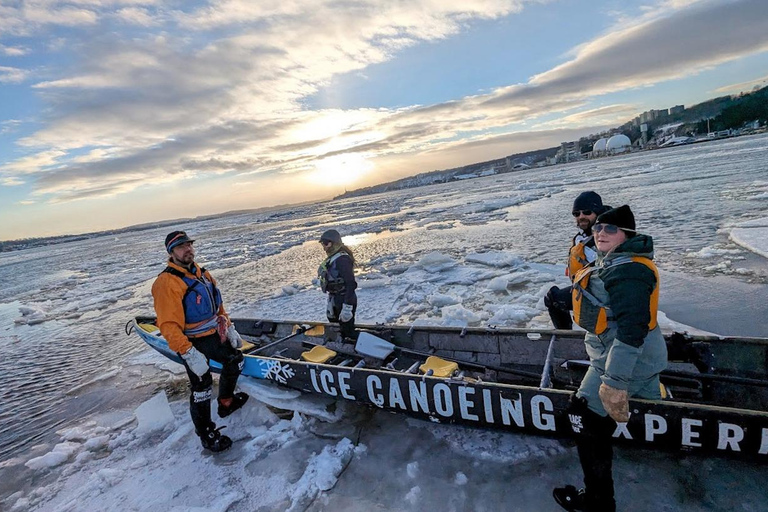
[567,395,616,512]
[181,333,244,434]
[327,295,357,340]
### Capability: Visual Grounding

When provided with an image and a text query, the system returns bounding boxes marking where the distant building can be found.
[592,137,608,157]
[556,141,581,163]
[639,109,668,124]
[668,105,685,115]
[606,134,631,154]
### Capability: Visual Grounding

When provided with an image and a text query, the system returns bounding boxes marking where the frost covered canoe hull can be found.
[129,316,768,460]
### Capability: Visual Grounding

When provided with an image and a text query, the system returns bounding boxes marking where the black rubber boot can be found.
[553,485,616,512]
[564,395,617,512]
[198,425,232,453]
[218,392,249,418]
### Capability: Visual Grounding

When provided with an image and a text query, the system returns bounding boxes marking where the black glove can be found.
[545,286,573,311]
[544,286,557,309]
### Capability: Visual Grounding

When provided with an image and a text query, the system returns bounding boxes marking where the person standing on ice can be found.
[317,229,358,341]
[151,231,249,453]
[554,205,667,512]
[544,191,610,329]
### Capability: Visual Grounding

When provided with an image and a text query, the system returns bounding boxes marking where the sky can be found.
[1,0,768,240]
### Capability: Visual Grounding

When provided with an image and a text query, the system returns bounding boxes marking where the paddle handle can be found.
[539,334,557,389]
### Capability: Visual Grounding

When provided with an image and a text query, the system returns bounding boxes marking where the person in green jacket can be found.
[554,205,668,512]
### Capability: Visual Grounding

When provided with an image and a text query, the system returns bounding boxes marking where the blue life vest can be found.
[163,266,222,337]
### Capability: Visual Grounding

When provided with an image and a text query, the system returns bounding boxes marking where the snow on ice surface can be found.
[2,135,768,511]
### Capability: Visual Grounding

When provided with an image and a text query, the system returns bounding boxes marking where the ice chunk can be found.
[455,471,468,485]
[14,305,47,325]
[465,251,520,268]
[25,441,80,470]
[95,468,123,487]
[357,276,391,288]
[168,492,242,512]
[441,304,481,326]
[487,277,509,293]
[685,245,744,259]
[134,392,175,435]
[427,293,460,307]
[287,438,356,511]
[282,284,301,295]
[406,461,419,478]
[84,435,111,452]
[486,304,539,326]
[730,218,768,259]
[405,486,421,505]
[412,252,457,273]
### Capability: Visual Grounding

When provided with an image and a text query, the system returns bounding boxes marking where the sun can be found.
[309,153,374,187]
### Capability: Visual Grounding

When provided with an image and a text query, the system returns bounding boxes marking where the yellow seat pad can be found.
[420,356,459,378]
[138,323,160,334]
[301,345,337,364]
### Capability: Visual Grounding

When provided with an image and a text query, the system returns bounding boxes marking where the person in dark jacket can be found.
[317,229,358,340]
[544,191,610,329]
[554,205,667,512]
[152,231,249,453]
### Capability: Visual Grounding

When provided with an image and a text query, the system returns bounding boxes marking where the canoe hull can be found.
[130,316,768,460]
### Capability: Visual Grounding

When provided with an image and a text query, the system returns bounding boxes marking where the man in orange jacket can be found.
[152,231,249,452]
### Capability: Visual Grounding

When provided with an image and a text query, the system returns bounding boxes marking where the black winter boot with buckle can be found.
[198,425,232,452]
[553,485,587,511]
[553,485,616,512]
[218,392,249,418]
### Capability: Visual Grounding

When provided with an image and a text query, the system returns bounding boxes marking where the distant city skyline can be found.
[1,0,768,239]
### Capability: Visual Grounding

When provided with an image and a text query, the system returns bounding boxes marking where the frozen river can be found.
[1,134,767,511]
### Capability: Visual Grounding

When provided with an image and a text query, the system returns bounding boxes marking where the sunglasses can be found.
[593,223,636,235]
[572,209,593,217]
[320,240,333,246]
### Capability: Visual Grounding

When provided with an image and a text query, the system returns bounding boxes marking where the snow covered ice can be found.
[2,135,768,510]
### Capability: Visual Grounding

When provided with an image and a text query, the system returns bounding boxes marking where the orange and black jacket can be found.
[151,260,229,354]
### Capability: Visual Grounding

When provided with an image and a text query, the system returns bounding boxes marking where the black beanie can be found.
[319,229,342,244]
[165,230,194,253]
[597,205,636,236]
[573,191,605,213]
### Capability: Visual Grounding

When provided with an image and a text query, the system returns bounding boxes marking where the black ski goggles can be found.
[572,209,593,217]
[593,223,636,235]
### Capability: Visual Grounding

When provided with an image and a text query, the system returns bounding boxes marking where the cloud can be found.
[1,119,23,135]
[0,1,162,35]
[1,149,67,174]
[114,7,163,26]
[2,177,25,186]
[0,66,29,83]
[3,0,768,209]
[0,44,28,56]
[714,74,768,94]
[533,104,639,130]
[486,0,768,110]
